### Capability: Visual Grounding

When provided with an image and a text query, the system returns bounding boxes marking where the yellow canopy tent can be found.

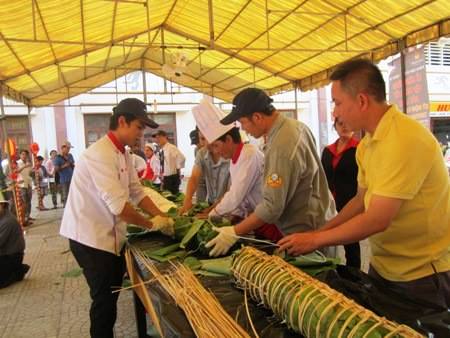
[0,0,449,107]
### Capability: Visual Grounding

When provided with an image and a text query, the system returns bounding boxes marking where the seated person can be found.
[0,192,29,288]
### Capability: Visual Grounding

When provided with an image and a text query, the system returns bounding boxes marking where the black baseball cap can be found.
[189,129,199,145]
[220,88,275,125]
[113,98,159,128]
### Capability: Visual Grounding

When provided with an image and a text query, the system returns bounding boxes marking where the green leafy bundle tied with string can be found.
[231,247,424,338]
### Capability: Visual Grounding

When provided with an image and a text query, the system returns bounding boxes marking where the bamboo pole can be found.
[232,247,423,338]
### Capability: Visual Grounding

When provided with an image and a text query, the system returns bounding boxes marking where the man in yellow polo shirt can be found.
[279,58,450,308]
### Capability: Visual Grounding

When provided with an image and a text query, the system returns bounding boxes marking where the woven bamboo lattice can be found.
[231,247,424,338]
[131,246,251,338]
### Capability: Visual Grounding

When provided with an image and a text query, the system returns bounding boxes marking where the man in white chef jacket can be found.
[193,100,283,257]
[60,98,170,338]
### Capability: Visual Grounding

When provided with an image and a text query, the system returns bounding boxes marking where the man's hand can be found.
[195,212,209,219]
[178,200,193,215]
[277,232,320,256]
[205,226,238,257]
[150,215,175,236]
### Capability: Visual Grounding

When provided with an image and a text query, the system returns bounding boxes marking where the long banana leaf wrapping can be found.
[231,247,423,338]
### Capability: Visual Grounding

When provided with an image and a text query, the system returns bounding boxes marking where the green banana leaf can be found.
[284,251,340,267]
[166,207,178,218]
[186,201,210,216]
[148,250,188,262]
[183,255,232,276]
[127,224,146,234]
[183,256,202,270]
[199,256,232,276]
[144,242,180,257]
[180,219,205,248]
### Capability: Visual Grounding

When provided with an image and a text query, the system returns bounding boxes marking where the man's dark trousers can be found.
[0,253,28,288]
[163,173,181,194]
[70,240,125,338]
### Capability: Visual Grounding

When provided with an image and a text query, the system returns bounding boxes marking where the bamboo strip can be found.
[132,246,251,338]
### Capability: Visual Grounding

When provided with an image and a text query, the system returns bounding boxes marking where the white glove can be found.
[150,216,175,237]
[205,226,237,257]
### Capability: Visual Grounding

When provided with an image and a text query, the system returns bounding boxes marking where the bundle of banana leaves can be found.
[160,191,185,204]
[232,247,423,338]
[144,217,234,259]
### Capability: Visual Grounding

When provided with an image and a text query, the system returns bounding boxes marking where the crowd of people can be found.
[0,141,75,226]
[0,59,448,337]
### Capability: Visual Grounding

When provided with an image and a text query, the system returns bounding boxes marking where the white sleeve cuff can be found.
[107,198,127,216]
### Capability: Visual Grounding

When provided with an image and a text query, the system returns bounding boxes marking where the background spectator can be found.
[54,142,75,207]
[321,119,360,268]
[0,191,29,288]
[16,150,33,225]
[45,150,59,209]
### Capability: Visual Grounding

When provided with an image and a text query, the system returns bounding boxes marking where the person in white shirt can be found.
[152,130,186,194]
[16,150,33,225]
[207,127,263,220]
[192,99,283,257]
[60,98,172,338]
[44,150,58,209]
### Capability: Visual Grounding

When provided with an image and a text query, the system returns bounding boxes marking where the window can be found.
[144,113,177,145]
[84,114,111,147]
[83,112,177,150]
[425,42,450,66]
[0,116,31,155]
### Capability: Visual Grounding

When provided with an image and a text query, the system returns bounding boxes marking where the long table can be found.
[126,233,449,338]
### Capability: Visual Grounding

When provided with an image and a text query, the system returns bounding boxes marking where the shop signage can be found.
[389,46,430,128]
[429,102,450,117]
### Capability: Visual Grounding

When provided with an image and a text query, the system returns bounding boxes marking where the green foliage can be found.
[166,207,178,218]
[183,256,232,276]
[173,216,194,240]
[142,180,160,190]
[61,267,83,278]
[143,243,188,262]
[186,201,210,216]
[145,243,180,257]
[282,252,341,276]
[183,256,202,270]
[161,191,185,204]
[180,219,205,248]
[127,225,145,234]
[199,256,232,276]
[196,218,234,255]
[196,221,219,255]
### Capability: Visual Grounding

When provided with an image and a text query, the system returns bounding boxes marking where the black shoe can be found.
[22,264,30,274]
[17,264,30,282]
[0,265,30,289]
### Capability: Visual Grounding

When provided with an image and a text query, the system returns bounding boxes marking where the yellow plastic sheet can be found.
[0,0,448,106]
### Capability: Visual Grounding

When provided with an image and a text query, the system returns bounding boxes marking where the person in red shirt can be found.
[321,118,360,268]
[142,143,161,188]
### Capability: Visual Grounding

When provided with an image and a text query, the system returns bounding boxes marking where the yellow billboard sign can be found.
[429,102,450,117]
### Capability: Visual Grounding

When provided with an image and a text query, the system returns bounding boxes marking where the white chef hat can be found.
[144,143,155,151]
[192,99,234,143]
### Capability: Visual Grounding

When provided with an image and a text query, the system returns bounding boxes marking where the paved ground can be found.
[0,194,370,338]
[0,196,138,338]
